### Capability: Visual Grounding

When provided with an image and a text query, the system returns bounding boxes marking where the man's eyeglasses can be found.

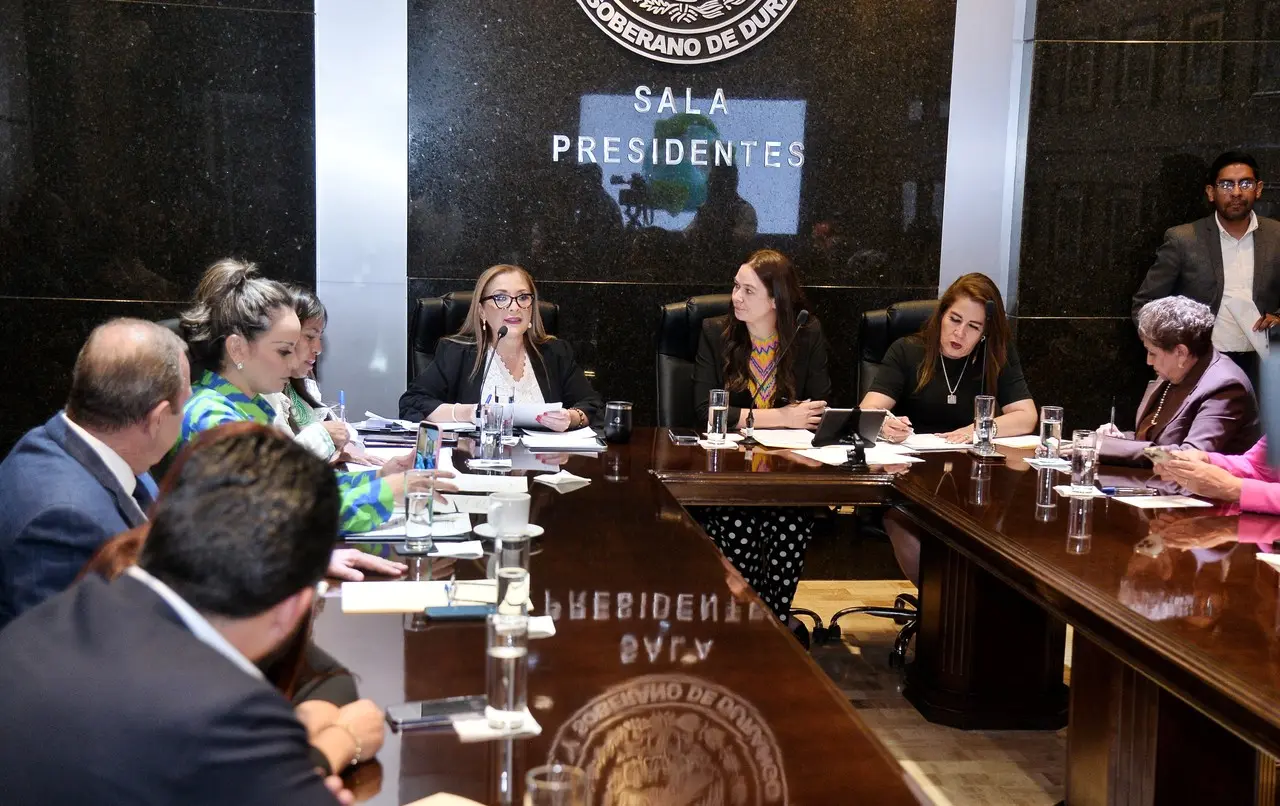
[483,293,535,310]
[1214,179,1258,192]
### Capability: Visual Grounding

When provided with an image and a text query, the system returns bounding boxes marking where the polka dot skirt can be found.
[688,506,816,620]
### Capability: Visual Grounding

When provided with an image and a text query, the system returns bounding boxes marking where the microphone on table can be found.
[475,325,509,420]
[742,310,810,447]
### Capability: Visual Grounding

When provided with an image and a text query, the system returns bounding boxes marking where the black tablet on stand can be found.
[811,408,888,470]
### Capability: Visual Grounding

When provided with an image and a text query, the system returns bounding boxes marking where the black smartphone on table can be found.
[668,427,699,445]
[385,695,486,730]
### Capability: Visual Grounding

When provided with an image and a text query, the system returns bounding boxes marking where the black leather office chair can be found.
[856,299,939,401]
[409,292,560,380]
[654,294,732,429]
[156,318,183,338]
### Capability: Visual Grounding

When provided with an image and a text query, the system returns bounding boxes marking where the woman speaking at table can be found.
[177,259,426,533]
[689,249,830,631]
[398,264,603,429]
[858,273,1037,584]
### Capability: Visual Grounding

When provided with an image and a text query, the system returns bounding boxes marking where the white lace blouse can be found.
[480,347,546,405]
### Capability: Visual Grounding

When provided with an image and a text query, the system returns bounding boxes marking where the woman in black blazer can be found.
[687,249,831,633]
[399,265,603,428]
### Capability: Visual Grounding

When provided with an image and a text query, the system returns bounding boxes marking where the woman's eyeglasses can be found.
[483,293,535,310]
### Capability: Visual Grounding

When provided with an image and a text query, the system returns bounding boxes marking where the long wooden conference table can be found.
[316,427,1280,806]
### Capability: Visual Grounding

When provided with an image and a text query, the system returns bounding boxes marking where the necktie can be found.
[132,472,157,518]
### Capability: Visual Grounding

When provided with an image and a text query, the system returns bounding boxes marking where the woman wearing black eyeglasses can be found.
[398,264,603,429]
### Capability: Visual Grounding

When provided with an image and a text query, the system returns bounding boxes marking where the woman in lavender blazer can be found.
[1097,296,1260,466]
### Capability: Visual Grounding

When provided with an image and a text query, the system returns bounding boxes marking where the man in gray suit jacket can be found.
[0,319,189,629]
[1133,151,1280,388]
[0,428,354,805]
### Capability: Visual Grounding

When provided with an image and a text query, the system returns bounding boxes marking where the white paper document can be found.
[901,433,965,452]
[1053,485,1105,498]
[512,403,563,428]
[994,435,1042,449]
[1221,297,1271,357]
[532,470,592,492]
[425,420,476,432]
[443,494,494,514]
[1112,495,1214,510]
[793,446,923,466]
[344,511,474,540]
[341,578,529,614]
[450,474,529,494]
[429,540,484,559]
[355,413,418,431]
[521,426,603,451]
[749,429,815,450]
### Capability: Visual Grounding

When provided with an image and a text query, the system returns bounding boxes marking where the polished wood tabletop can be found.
[894,452,1280,759]
[314,428,923,805]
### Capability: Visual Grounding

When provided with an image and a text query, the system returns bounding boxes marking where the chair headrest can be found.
[412,291,560,355]
[859,299,939,363]
[655,294,732,361]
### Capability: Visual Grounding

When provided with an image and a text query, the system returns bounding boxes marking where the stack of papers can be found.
[901,433,965,452]
[793,446,924,466]
[521,427,603,452]
[532,470,592,493]
[341,578,533,613]
[1113,495,1213,510]
[750,429,815,450]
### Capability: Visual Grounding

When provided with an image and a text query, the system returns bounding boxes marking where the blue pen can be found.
[337,391,347,423]
[1101,486,1158,496]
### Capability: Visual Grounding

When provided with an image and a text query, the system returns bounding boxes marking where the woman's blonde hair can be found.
[449,264,554,379]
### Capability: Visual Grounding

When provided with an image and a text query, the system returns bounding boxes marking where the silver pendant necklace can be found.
[940,353,970,405]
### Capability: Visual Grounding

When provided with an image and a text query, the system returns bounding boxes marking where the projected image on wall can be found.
[576,93,806,236]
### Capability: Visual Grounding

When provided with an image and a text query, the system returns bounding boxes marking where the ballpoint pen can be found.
[1100,486,1159,496]
[337,390,347,423]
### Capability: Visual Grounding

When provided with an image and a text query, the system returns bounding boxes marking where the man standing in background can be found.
[1133,151,1280,391]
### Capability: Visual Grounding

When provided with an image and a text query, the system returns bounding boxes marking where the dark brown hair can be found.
[912,273,1011,397]
[180,258,293,377]
[285,284,327,417]
[720,249,810,405]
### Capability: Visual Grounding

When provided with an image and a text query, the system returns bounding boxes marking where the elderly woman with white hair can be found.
[1098,295,1261,465]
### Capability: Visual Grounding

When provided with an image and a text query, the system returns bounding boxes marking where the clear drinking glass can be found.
[524,764,588,806]
[482,401,504,449]
[1070,429,1098,494]
[486,613,529,730]
[1037,406,1064,459]
[403,470,436,553]
[1067,497,1094,553]
[496,566,530,616]
[496,383,515,441]
[973,395,996,451]
[707,389,729,445]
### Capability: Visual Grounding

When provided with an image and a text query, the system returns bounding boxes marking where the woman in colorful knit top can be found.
[690,249,832,628]
[177,259,434,534]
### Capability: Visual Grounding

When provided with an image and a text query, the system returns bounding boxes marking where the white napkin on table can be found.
[451,709,542,742]
[532,470,591,493]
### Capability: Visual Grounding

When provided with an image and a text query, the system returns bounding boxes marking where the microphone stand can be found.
[474,324,509,422]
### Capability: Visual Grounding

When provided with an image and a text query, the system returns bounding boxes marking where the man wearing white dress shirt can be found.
[1133,151,1280,390]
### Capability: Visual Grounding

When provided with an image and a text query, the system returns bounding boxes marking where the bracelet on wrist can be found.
[326,722,363,767]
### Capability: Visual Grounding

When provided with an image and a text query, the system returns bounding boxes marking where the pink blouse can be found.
[1207,438,1280,515]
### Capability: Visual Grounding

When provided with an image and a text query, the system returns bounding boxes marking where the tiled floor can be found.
[794,580,1067,806]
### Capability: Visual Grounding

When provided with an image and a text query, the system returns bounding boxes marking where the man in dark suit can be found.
[0,318,190,629]
[0,428,352,805]
[1133,151,1280,389]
